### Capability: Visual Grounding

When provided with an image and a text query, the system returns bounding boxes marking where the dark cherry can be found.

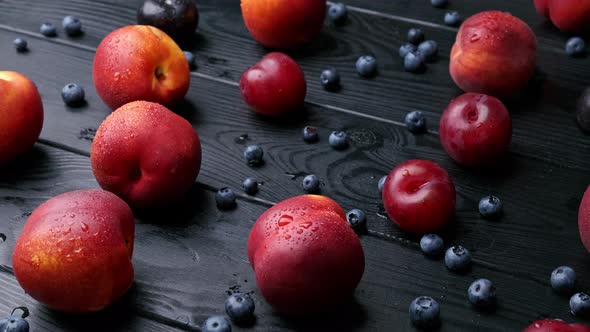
[137,0,199,42]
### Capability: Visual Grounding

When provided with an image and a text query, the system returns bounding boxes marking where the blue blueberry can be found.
[303,126,319,143]
[445,245,472,272]
[329,131,349,149]
[242,177,259,195]
[355,55,377,78]
[405,111,427,134]
[183,51,196,69]
[570,292,590,317]
[409,296,440,329]
[417,40,438,62]
[243,145,263,166]
[378,175,387,192]
[346,209,366,232]
[431,0,448,8]
[202,316,231,332]
[225,293,255,324]
[551,266,576,294]
[478,195,502,219]
[302,174,320,193]
[328,2,348,25]
[420,234,444,257]
[403,52,425,73]
[62,16,82,36]
[320,68,340,91]
[468,279,496,308]
[216,187,236,210]
[0,316,29,332]
[399,43,417,59]
[61,83,85,107]
[13,38,27,52]
[444,11,461,27]
[566,37,586,57]
[40,22,57,37]
[407,28,425,45]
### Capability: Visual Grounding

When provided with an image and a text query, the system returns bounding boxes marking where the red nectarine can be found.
[93,25,190,110]
[90,101,201,208]
[247,195,365,314]
[0,71,43,166]
[578,186,590,253]
[534,0,590,34]
[449,11,537,98]
[13,189,134,313]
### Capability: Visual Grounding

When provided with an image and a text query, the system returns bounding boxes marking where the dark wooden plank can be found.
[1,144,589,331]
[0,0,590,171]
[0,27,588,287]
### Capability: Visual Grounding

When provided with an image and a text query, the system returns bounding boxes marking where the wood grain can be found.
[0,27,587,290]
[0,0,589,170]
[0,144,588,331]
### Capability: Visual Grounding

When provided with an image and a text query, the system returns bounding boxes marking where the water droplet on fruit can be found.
[80,223,89,232]
[278,215,293,226]
[470,33,480,42]
[63,227,71,235]
[311,227,319,232]
[74,248,82,254]
[285,235,291,240]
[296,229,304,234]
[402,169,410,177]
[299,221,312,229]
[114,72,120,81]
[534,323,540,328]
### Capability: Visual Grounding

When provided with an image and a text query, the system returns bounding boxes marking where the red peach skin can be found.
[93,25,189,110]
[91,101,201,208]
[578,186,590,253]
[241,0,326,49]
[450,11,537,98]
[248,195,365,314]
[523,319,590,332]
[0,71,44,166]
[13,190,135,313]
[534,0,590,34]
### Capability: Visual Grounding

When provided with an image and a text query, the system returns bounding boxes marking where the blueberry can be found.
[320,68,340,91]
[399,43,417,59]
[431,0,448,8]
[202,316,232,332]
[409,296,440,329]
[407,28,425,45]
[468,279,496,308]
[216,187,236,210]
[225,293,255,324]
[445,246,472,272]
[40,22,57,37]
[328,2,348,25]
[329,131,349,149]
[13,38,27,53]
[346,209,366,232]
[0,317,29,332]
[183,51,196,69]
[444,11,461,27]
[403,52,425,73]
[420,234,444,257]
[355,55,377,77]
[243,145,263,166]
[478,195,502,219]
[302,174,320,193]
[417,40,438,62]
[405,111,427,134]
[565,37,586,57]
[570,292,590,317]
[551,266,576,294]
[303,126,319,143]
[242,177,259,195]
[61,83,85,107]
[62,16,82,36]
[378,175,387,192]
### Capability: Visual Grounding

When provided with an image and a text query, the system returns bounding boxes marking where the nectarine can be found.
[449,11,537,98]
[241,0,326,49]
[0,71,43,166]
[534,0,590,34]
[578,186,590,253]
[13,190,134,313]
[93,25,190,110]
[91,101,201,208]
[247,195,365,314]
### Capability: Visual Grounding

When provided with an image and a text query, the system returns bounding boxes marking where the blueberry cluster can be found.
[399,28,439,73]
[201,293,256,332]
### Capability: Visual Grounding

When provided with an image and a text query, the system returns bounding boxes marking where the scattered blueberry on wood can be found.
[302,126,319,143]
[62,16,82,36]
[13,38,27,53]
[444,11,461,26]
[355,55,377,77]
[242,177,259,195]
[420,234,444,257]
[445,245,472,272]
[302,174,320,194]
[0,307,30,332]
[328,2,348,25]
[565,37,586,57]
[61,83,86,107]
[570,292,590,317]
[468,279,496,308]
[202,316,232,332]
[329,131,349,149]
[399,43,417,59]
[183,51,196,69]
[243,144,264,166]
[478,195,503,219]
[403,52,425,72]
[409,296,440,329]
[346,209,367,232]
[216,187,237,210]
[40,22,57,37]
[431,0,448,8]
[320,67,341,91]
[404,111,427,134]
[550,266,576,294]
[417,40,439,62]
[225,293,255,324]
[407,28,425,45]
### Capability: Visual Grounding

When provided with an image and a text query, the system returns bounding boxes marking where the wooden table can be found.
[0,0,589,331]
